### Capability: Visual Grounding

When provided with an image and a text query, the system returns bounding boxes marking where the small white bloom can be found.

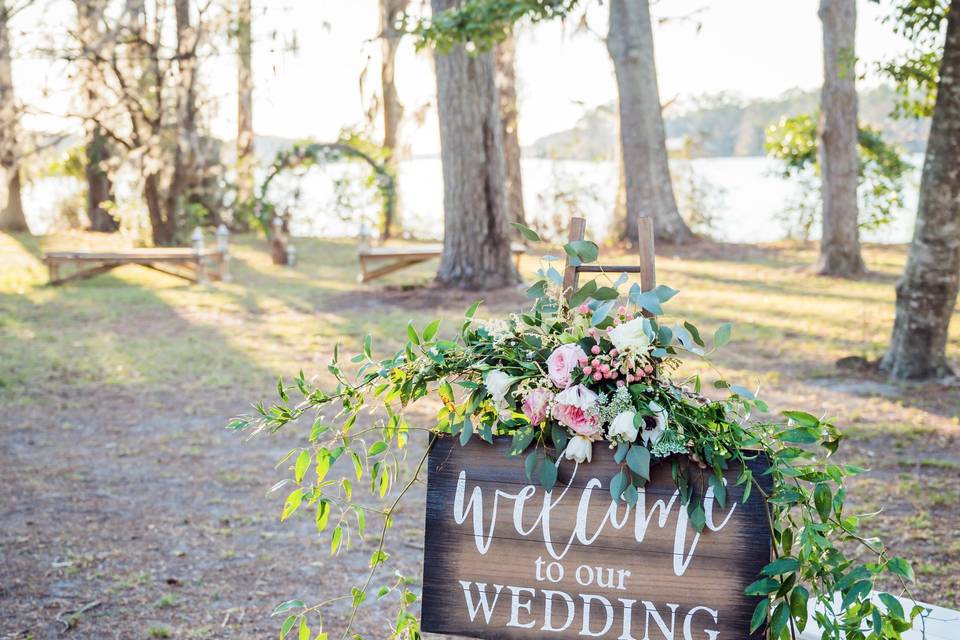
[563,435,593,464]
[608,317,651,354]
[553,384,598,410]
[484,370,512,405]
[641,401,668,445]
[608,410,639,442]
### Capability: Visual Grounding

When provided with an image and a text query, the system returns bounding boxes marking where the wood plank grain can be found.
[421,436,771,640]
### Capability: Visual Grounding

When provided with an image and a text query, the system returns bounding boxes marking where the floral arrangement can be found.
[231,225,923,640]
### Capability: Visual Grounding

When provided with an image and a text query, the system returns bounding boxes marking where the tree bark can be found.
[432,0,519,290]
[379,0,407,239]
[606,0,692,244]
[880,0,960,381]
[236,0,254,207]
[817,0,864,276]
[85,127,117,231]
[0,3,26,232]
[495,29,525,229]
[76,0,118,232]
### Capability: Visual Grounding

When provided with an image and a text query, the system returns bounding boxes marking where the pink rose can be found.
[522,388,553,426]
[547,343,587,389]
[552,384,601,439]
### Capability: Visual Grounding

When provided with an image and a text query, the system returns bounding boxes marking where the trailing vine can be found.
[230,226,924,640]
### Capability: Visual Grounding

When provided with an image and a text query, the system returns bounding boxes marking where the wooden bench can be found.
[357,241,527,283]
[43,226,231,286]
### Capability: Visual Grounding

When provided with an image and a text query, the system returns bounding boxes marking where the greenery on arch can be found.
[242,130,398,239]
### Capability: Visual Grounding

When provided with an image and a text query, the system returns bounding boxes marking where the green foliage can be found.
[872,0,949,118]
[411,0,582,53]
[45,145,87,181]
[765,113,912,235]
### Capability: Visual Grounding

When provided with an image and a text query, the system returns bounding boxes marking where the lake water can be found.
[24,156,922,244]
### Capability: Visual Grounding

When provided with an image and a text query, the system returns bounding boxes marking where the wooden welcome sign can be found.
[421,437,772,639]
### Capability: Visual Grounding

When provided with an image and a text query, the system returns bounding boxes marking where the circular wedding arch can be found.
[255,141,397,238]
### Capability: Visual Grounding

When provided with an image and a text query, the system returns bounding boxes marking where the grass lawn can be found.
[0,230,958,637]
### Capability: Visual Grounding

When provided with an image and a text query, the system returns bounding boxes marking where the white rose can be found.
[608,410,639,442]
[641,401,668,445]
[608,317,651,354]
[562,435,593,464]
[483,370,512,405]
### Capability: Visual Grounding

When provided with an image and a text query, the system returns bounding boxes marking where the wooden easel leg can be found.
[636,217,657,292]
[562,217,587,302]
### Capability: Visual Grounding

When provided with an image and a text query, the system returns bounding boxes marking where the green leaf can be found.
[683,320,705,346]
[331,525,343,555]
[273,600,305,616]
[651,284,679,303]
[565,239,599,263]
[591,299,616,326]
[459,415,473,446]
[363,334,373,359]
[369,440,388,456]
[780,427,818,444]
[688,501,706,532]
[592,286,620,300]
[540,458,558,492]
[609,470,628,502]
[814,483,832,522]
[762,557,799,576]
[629,286,664,315]
[770,602,789,639]
[351,452,363,480]
[569,280,598,307]
[465,299,482,318]
[887,557,915,582]
[511,222,541,242]
[281,488,304,521]
[298,617,311,640]
[878,592,905,620]
[789,586,809,630]
[783,410,819,428]
[749,598,769,633]
[294,450,310,484]
[626,445,650,480]
[714,323,732,347]
[406,323,420,345]
[745,577,780,595]
[526,279,548,299]
[423,320,439,343]
[550,424,568,452]
[708,473,727,507]
[524,450,538,482]
[280,614,296,639]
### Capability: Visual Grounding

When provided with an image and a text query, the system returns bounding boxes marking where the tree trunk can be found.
[495,29,525,229]
[85,127,117,231]
[606,0,692,244]
[144,171,175,245]
[77,0,118,232]
[817,0,864,276]
[236,0,254,208]
[0,5,26,232]
[432,0,519,290]
[379,0,407,239]
[880,0,960,381]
